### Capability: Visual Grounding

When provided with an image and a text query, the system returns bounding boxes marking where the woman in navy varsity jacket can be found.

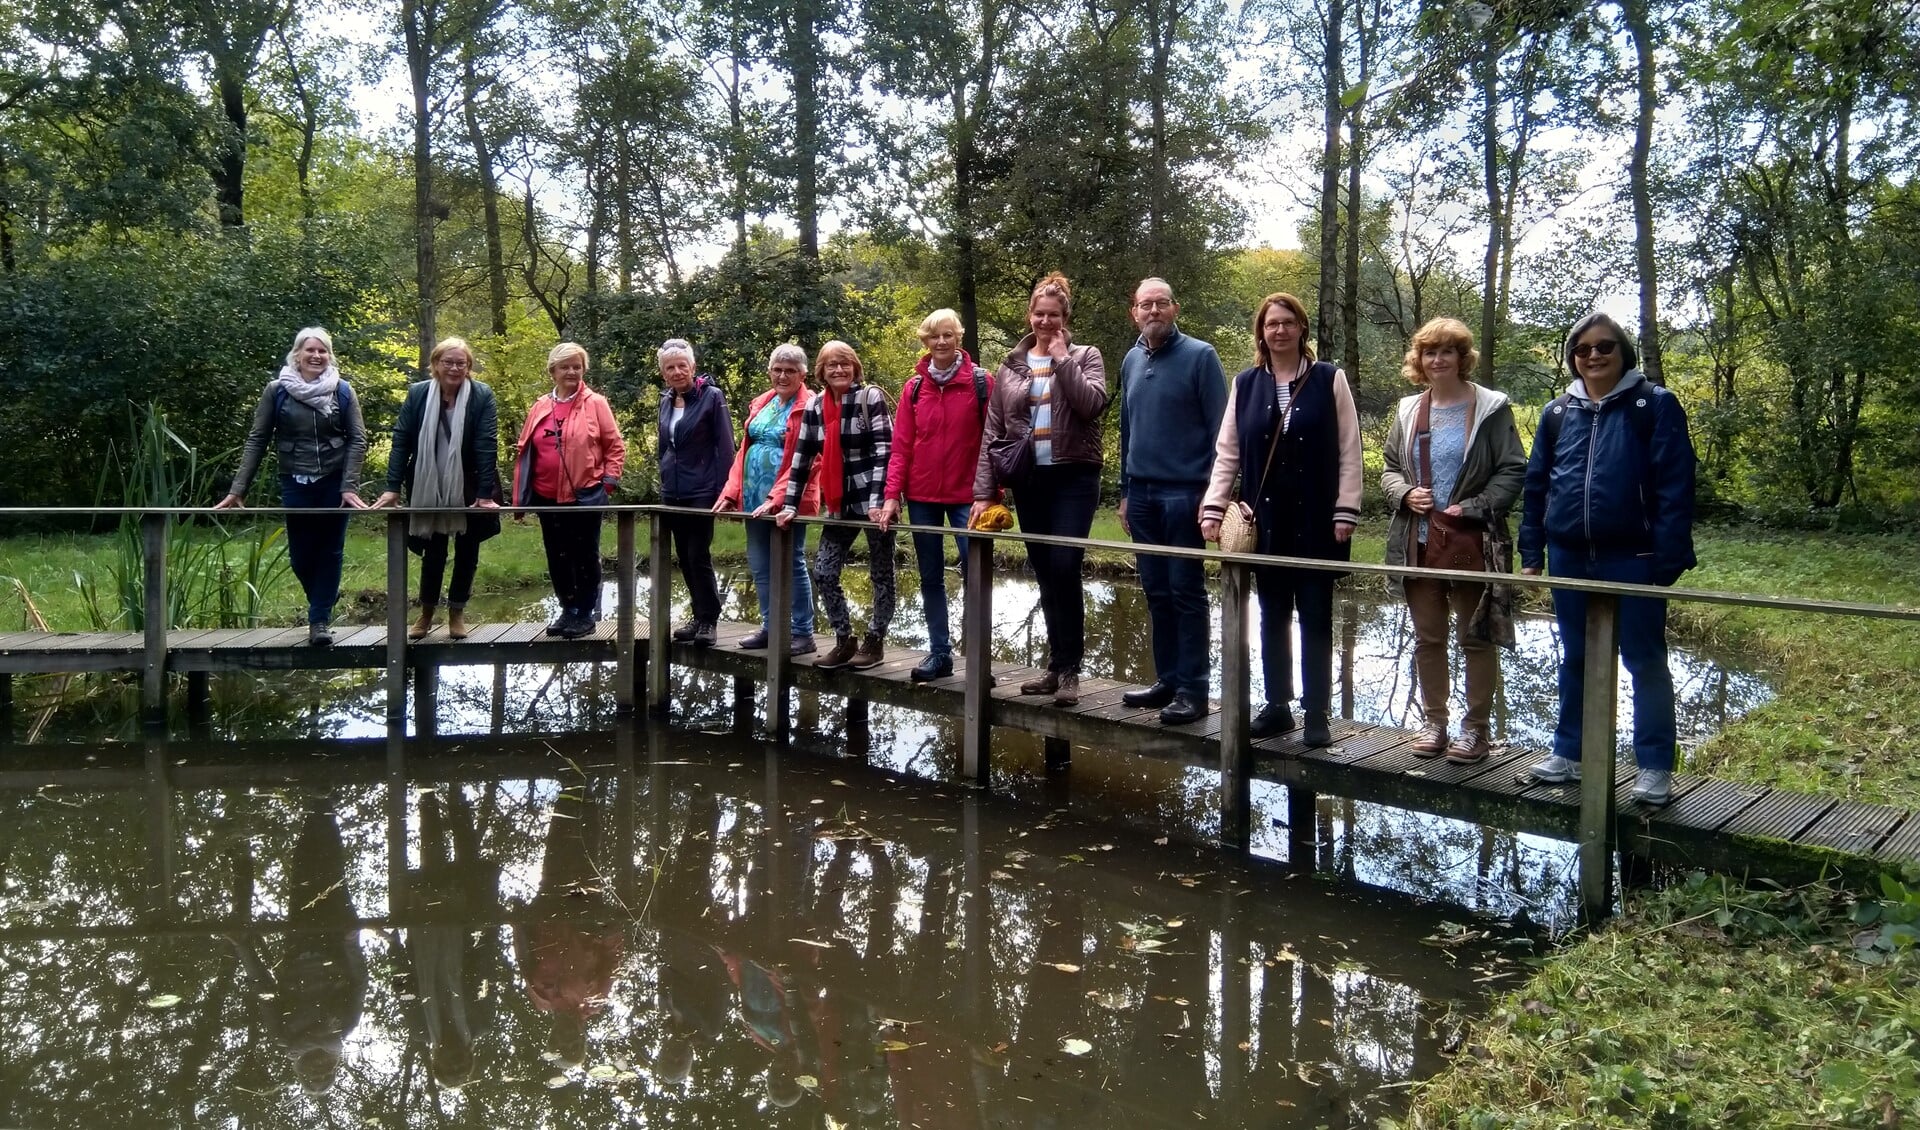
[657,338,735,647]
[1200,293,1363,747]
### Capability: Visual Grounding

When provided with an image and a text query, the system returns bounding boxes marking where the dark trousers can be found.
[905,500,972,658]
[1128,480,1210,699]
[417,531,482,608]
[1013,463,1100,674]
[1254,565,1335,714]
[533,493,604,619]
[662,495,721,625]
[1548,549,1676,771]
[279,473,349,626]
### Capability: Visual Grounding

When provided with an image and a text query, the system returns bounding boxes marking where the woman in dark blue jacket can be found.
[373,337,502,641]
[1519,312,1697,806]
[657,339,736,646]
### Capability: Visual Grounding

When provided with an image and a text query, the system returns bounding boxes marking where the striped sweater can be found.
[783,383,893,517]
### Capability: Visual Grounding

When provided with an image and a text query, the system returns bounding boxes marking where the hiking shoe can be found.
[558,611,594,639]
[1020,671,1060,697]
[1303,711,1333,747]
[309,623,334,647]
[1250,702,1293,739]
[545,616,567,637]
[738,628,768,650]
[816,634,859,671]
[693,620,716,647]
[849,633,885,670]
[672,620,699,642]
[1631,768,1673,807]
[789,633,816,656]
[1410,723,1449,757]
[911,653,954,682]
[1529,754,1581,784]
[1445,729,1492,765]
[1052,672,1081,706]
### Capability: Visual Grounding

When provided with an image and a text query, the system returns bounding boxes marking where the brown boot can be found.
[1052,672,1081,706]
[849,633,885,670]
[408,605,436,640]
[1020,671,1060,697]
[447,608,469,640]
[815,633,859,671]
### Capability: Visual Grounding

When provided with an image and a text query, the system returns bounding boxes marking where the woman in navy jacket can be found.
[657,338,736,646]
[1519,312,1696,806]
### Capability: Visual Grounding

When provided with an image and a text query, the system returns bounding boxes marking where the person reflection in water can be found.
[513,782,624,1070]
[230,797,369,1095]
[401,787,503,1089]
[718,948,809,1109]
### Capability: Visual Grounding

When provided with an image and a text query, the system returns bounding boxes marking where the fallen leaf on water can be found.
[145,994,181,1009]
[881,1039,913,1052]
[1047,962,1081,973]
[1153,836,1169,845]
[1060,1038,1093,1056]
[1165,919,1184,928]
[830,779,848,786]
[790,937,834,949]
[1134,938,1164,951]
[546,1075,569,1089]
[1237,1041,1253,1051]
[587,1064,618,1080]
[990,1041,1010,1054]
[795,1074,819,1090]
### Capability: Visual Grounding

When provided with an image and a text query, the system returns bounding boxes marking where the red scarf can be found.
[819,390,845,515]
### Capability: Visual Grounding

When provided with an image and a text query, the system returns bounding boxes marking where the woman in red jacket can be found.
[715,344,821,654]
[880,308,994,682]
[512,343,627,639]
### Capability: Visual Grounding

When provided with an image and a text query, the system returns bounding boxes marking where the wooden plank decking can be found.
[0,620,1915,881]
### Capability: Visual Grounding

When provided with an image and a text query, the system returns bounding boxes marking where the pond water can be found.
[0,563,1775,1125]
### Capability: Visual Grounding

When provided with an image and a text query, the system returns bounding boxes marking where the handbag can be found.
[986,414,1034,487]
[1412,392,1487,573]
[1217,400,1288,555]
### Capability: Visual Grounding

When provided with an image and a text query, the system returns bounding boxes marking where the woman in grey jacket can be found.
[216,326,369,645]
[1380,318,1527,764]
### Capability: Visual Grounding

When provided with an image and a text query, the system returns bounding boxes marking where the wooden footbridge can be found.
[4,505,1919,916]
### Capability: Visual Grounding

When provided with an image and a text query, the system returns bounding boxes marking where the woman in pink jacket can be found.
[879,308,994,682]
[715,344,822,654]
[512,343,626,639]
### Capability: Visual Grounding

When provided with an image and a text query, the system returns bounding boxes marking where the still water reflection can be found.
[0,729,1527,1126]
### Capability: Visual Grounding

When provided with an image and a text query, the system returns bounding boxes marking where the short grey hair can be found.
[1134,277,1176,304]
[658,338,696,369]
[285,326,334,369]
[768,343,808,372]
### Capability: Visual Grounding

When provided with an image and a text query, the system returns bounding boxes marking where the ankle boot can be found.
[408,605,436,640]
[815,633,859,671]
[1303,710,1333,747]
[849,633,885,670]
[446,608,469,640]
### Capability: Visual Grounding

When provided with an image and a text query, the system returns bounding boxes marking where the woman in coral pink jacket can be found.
[715,344,822,654]
[512,342,626,639]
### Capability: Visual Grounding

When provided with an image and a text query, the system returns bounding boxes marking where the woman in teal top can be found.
[716,344,821,654]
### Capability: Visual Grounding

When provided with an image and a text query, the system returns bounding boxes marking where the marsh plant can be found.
[74,404,290,630]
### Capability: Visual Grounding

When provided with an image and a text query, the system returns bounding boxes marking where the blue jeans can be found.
[1548,549,1676,771]
[744,518,813,635]
[905,500,972,658]
[279,473,349,625]
[1127,481,1210,698]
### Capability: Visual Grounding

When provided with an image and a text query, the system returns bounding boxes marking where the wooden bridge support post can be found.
[1578,592,1621,922]
[615,510,637,713]
[732,675,755,736]
[490,665,507,735]
[765,521,794,739]
[961,534,994,783]
[1287,786,1318,872]
[1219,903,1252,1111]
[385,721,408,915]
[647,513,671,716]
[845,697,871,760]
[411,663,437,738]
[1219,560,1253,849]
[141,513,167,726]
[385,513,408,723]
[142,743,176,914]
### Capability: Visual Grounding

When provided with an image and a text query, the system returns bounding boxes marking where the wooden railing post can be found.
[141,512,167,725]
[615,509,636,713]
[1219,560,1253,849]
[1579,591,1621,921]
[385,512,408,723]
[961,533,994,783]
[765,519,794,738]
[647,512,671,715]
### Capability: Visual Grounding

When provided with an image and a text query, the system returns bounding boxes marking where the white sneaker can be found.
[1529,754,1581,783]
[1631,768,1673,806]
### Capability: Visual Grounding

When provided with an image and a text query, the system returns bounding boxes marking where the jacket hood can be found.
[1566,367,1649,403]
[1395,383,1512,452]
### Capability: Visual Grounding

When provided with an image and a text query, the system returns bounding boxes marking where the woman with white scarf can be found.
[373,337,502,640]
[218,326,369,646]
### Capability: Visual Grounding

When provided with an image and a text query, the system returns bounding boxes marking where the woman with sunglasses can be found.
[1518,312,1697,806]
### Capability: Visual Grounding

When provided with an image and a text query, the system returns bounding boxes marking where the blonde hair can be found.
[1029,272,1073,322]
[1401,318,1479,385]
[429,336,476,369]
[917,308,964,342]
[813,339,864,385]
[546,342,590,373]
[1251,293,1315,372]
[284,326,334,370]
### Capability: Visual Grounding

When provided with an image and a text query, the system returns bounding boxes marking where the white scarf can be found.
[273,364,343,414]
[410,380,470,537]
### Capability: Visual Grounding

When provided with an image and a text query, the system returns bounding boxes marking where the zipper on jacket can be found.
[1582,403,1599,560]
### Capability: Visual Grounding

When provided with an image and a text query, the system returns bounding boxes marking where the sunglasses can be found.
[1571,340,1620,360]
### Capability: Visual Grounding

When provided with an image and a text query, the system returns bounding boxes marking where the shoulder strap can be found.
[1415,391,1433,489]
[1541,394,1571,463]
[908,374,923,405]
[972,366,989,416]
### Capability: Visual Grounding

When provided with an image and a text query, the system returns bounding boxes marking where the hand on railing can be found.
[474,498,500,509]
[1521,566,1542,576]
[773,506,798,528]
[371,491,402,508]
[213,494,243,510]
[876,498,899,532]
[749,499,777,519]
[341,491,369,509]
[968,500,990,528]
[711,495,738,514]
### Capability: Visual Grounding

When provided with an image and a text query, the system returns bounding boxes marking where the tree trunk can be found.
[787,0,824,350]
[1316,0,1345,361]
[1145,0,1180,273]
[1621,0,1661,383]
[1339,0,1369,379]
[728,16,749,253]
[274,28,317,226]
[461,53,508,336]
[1476,37,1500,386]
[214,72,247,226]
[403,0,438,374]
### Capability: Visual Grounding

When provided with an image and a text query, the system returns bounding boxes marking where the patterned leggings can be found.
[813,524,896,638]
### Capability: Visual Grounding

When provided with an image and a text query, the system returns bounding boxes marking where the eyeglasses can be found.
[1571,340,1620,360]
[1134,298,1175,311]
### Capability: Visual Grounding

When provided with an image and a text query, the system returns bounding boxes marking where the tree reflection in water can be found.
[0,725,1535,1127]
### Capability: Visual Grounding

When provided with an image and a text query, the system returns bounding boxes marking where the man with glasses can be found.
[1519,311,1697,806]
[1116,277,1228,725]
